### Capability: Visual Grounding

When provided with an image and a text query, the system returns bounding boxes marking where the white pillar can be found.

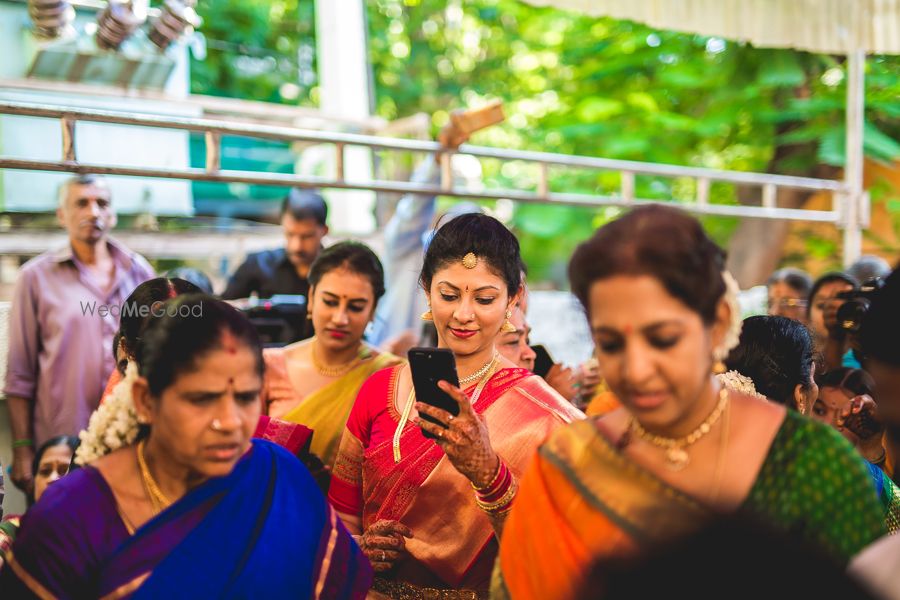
[842,50,866,267]
[311,0,375,235]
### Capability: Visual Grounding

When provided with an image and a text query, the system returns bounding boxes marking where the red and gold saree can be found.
[329,365,583,595]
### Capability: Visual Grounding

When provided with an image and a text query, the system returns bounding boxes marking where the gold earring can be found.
[500,310,516,334]
[713,360,726,374]
[420,308,433,321]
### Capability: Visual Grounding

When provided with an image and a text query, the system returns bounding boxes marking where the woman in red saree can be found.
[329,214,583,598]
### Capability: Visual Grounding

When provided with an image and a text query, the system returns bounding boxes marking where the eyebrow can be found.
[322,291,370,303]
[592,320,683,336]
[437,281,501,292]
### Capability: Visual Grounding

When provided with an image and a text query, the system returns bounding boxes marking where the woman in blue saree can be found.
[1,295,371,599]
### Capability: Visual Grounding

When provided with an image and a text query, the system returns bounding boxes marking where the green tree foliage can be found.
[189,0,900,284]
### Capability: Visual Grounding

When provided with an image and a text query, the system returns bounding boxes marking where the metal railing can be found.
[0,100,865,230]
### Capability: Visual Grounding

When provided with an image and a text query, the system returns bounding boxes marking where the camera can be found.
[835,278,885,334]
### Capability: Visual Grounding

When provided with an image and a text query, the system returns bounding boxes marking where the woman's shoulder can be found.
[16,467,114,551]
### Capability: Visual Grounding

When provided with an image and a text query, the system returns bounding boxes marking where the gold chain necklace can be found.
[137,439,173,514]
[311,337,365,377]
[628,388,729,471]
[459,351,500,387]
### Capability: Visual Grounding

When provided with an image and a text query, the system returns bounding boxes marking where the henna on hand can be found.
[358,520,413,572]
[414,380,499,488]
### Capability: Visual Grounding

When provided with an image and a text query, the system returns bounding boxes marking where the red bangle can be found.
[477,468,513,503]
[472,458,507,494]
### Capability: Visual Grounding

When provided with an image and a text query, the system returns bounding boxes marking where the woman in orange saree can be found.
[494,206,885,600]
[329,214,583,599]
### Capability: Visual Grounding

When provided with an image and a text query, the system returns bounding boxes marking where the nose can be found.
[332,305,350,326]
[521,342,536,363]
[453,297,476,323]
[214,397,243,433]
[621,340,655,388]
[89,200,102,218]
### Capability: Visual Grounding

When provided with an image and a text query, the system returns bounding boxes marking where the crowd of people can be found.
[1,165,900,599]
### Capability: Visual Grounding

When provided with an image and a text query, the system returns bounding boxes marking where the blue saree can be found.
[2,439,372,599]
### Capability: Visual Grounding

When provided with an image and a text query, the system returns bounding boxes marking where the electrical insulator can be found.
[28,0,75,39]
[95,0,145,50]
[148,0,199,51]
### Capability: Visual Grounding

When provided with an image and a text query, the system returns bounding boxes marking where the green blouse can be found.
[744,409,886,562]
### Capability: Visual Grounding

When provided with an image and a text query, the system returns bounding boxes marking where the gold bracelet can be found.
[475,477,517,514]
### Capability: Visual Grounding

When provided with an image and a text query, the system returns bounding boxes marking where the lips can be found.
[628,391,670,411]
[205,443,241,461]
[326,329,349,340]
[450,328,478,339]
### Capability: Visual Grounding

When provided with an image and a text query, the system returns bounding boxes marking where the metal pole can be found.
[843,50,866,267]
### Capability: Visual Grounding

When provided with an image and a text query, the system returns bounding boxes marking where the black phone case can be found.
[531,344,554,378]
[408,347,460,439]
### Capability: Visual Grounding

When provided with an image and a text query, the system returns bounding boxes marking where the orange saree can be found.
[329,365,584,595]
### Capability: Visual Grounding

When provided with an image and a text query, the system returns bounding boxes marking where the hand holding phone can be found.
[408,347,460,439]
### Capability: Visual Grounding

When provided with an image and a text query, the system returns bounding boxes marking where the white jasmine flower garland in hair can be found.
[717,370,767,400]
[716,270,743,360]
[75,361,141,465]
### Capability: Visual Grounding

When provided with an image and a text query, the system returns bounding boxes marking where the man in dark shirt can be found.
[222,189,328,342]
[222,188,328,300]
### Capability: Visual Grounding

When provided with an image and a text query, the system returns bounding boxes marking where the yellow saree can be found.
[262,348,401,468]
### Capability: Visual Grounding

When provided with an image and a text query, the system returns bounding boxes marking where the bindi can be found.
[622,325,633,336]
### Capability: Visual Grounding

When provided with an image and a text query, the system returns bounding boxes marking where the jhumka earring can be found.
[500,309,516,333]
[712,347,727,374]
[421,307,434,321]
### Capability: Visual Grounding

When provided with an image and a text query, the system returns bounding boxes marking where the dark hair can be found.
[280,188,328,226]
[767,268,813,296]
[815,367,875,398]
[725,315,815,406]
[584,515,875,600]
[32,435,79,478]
[164,267,214,295]
[807,272,858,317]
[117,277,204,368]
[136,295,264,397]
[568,205,726,324]
[420,213,522,298]
[848,255,892,284]
[308,241,386,301]
[859,267,900,366]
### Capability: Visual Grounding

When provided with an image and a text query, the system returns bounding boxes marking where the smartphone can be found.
[408,347,461,439]
[531,344,555,378]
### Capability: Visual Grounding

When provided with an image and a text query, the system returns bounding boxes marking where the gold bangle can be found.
[475,477,517,513]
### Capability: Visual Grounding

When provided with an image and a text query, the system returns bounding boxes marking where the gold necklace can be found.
[393,355,500,463]
[311,337,366,377]
[137,439,173,514]
[628,388,729,471]
[459,351,500,387]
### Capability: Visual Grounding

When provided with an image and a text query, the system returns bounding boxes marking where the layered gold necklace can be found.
[136,439,173,514]
[628,388,730,471]
[310,337,368,377]
[459,351,500,387]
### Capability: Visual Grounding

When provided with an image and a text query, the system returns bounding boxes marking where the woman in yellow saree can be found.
[329,214,583,598]
[494,206,885,600]
[262,242,401,471]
